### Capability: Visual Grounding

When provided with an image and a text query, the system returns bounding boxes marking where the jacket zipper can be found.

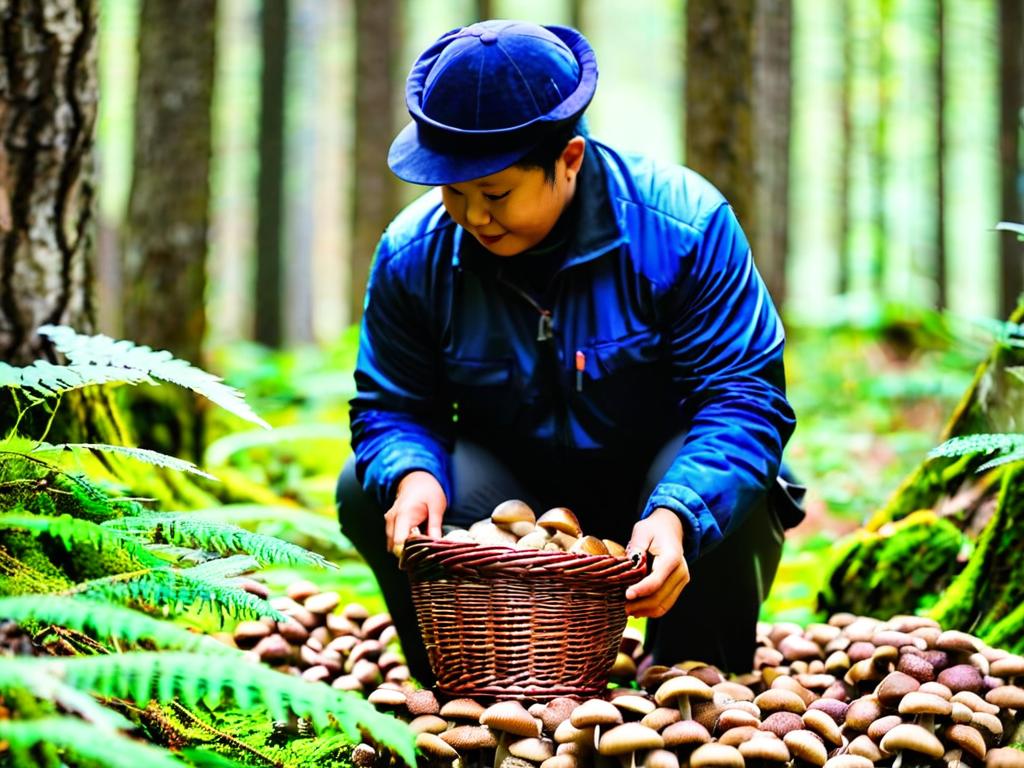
[495,273,572,447]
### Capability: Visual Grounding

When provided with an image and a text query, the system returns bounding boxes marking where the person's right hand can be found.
[385,470,447,557]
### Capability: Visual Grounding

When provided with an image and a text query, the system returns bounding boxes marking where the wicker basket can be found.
[400,534,646,700]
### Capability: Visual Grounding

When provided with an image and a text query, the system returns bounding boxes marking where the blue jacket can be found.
[350,139,796,560]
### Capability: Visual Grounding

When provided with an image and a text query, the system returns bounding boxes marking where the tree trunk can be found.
[255,0,288,347]
[568,0,584,32]
[837,0,853,296]
[934,0,947,311]
[120,0,217,463]
[474,0,494,22]
[998,0,1023,317]
[686,0,756,240]
[123,0,216,367]
[752,0,792,309]
[350,0,400,324]
[0,0,98,366]
[870,0,892,299]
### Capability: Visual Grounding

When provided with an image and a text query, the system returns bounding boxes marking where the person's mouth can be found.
[478,232,506,245]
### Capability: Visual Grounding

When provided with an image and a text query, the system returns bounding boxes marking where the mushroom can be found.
[783,729,828,768]
[441,725,498,768]
[571,535,611,556]
[440,697,486,726]
[939,665,986,695]
[739,735,791,768]
[417,732,460,768]
[942,723,987,768]
[467,520,519,548]
[865,714,902,743]
[642,707,682,732]
[802,709,843,748]
[541,756,578,768]
[491,499,536,534]
[718,726,761,747]
[410,714,448,734]
[540,697,581,735]
[986,748,1024,768]
[754,688,807,717]
[821,755,874,768]
[879,723,944,768]
[656,675,714,721]
[645,748,681,768]
[570,698,624,750]
[480,700,539,768]
[846,734,884,763]
[536,507,583,538]
[898,690,952,732]
[351,743,376,767]
[989,655,1024,686]
[689,742,744,768]
[598,723,664,768]
[509,737,556,764]
[876,671,921,710]
[759,711,805,738]
[661,719,711,763]
[615,695,658,720]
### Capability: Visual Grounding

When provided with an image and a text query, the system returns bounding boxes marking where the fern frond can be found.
[34,442,218,480]
[968,317,1024,349]
[178,554,261,582]
[0,717,186,768]
[0,653,416,766]
[39,324,270,429]
[103,513,335,569]
[929,433,1024,460]
[978,450,1024,471]
[75,567,287,623]
[0,359,152,399]
[4,666,133,730]
[0,512,165,567]
[0,596,238,655]
[186,504,352,551]
[996,221,1024,238]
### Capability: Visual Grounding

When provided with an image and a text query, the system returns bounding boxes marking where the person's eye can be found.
[484,191,510,201]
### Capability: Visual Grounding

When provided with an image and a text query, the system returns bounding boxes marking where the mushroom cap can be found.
[759,711,805,737]
[441,724,498,750]
[944,723,987,761]
[822,755,874,768]
[468,520,519,548]
[570,535,610,556]
[847,734,884,762]
[880,723,944,759]
[604,539,628,558]
[935,630,981,654]
[367,687,406,708]
[919,681,954,699]
[952,690,1000,715]
[898,690,953,717]
[716,708,761,732]
[540,697,581,733]
[802,709,842,746]
[409,714,448,734]
[876,671,921,708]
[866,714,902,743]
[771,675,815,706]
[713,681,756,702]
[896,653,936,683]
[571,698,624,729]
[718,726,761,747]
[554,718,591,745]
[937,664,985,694]
[970,711,1004,743]
[481,700,540,737]
[541,756,578,768]
[990,655,1024,679]
[439,697,485,721]
[510,737,556,763]
[985,684,1024,709]
[655,675,714,707]
[754,688,807,715]
[598,723,664,756]
[416,732,458,760]
[661,719,712,748]
[986,748,1024,768]
[843,696,883,731]
[406,688,440,716]
[689,742,744,768]
[645,748,682,768]
[614,694,658,718]
[739,736,790,763]
[642,707,682,732]
[783,729,828,767]
[536,507,583,537]
[491,499,536,527]
[443,528,477,543]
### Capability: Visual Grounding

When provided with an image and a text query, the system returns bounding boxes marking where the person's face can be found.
[440,137,586,257]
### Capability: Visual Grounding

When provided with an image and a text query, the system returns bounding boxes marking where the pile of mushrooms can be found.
[439,500,630,558]
[363,613,1023,768]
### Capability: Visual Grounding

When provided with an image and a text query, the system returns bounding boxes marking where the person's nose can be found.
[464,198,491,228]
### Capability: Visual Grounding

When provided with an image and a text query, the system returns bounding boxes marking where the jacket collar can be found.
[454,138,627,274]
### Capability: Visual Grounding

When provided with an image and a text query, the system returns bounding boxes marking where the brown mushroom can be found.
[417,732,459,767]
[536,507,583,537]
[656,676,714,721]
[879,723,944,768]
[943,723,987,768]
[481,700,539,768]
[599,723,664,768]
[689,742,744,768]
[571,698,624,750]
[898,690,952,732]
[783,729,828,767]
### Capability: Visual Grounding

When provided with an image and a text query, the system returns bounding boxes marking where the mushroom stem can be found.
[921,714,935,734]
[594,724,602,751]
[892,751,904,768]
[494,734,508,768]
[678,696,692,722]
[950,748,962,768]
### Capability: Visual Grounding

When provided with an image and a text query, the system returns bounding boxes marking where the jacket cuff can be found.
[642,483,709,562]
[363,444,452,511]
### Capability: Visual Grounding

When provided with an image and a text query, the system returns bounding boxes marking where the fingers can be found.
[627,563,690,617]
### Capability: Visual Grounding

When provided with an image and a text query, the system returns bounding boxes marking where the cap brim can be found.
[387,120,535,186]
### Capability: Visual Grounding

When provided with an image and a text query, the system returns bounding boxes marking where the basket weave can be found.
[400,535,645,700]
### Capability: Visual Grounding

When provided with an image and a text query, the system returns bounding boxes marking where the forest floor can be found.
[207,308,986,627]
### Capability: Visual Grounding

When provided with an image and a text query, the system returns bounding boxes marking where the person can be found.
[336,19,805,686]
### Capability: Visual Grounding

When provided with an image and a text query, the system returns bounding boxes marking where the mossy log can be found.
[821,311,1024,652]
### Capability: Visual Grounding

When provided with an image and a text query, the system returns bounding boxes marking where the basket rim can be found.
[400,533,647,583]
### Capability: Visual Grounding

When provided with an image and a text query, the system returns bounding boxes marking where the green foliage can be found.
[0,653,416,766]
[0,596,239,654]
[0,717,194,768]
[930,433,1024,472]
[38,324,270,429]
[103,512,335,569]
[35,441,217,479]
[0,512,165,569]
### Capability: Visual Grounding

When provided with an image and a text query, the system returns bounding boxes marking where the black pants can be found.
[336,436,788,685]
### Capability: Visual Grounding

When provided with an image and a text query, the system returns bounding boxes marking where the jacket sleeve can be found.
[641,202,796,561]
[348,231,454,510]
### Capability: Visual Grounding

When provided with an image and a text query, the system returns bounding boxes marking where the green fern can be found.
[968,317,1024,349]
[0,596,238,655]
[178,554,261,582]
[34,442,217,480]
[0,717,189,768]
[996,221,1024,239]
[0,653,416,766]
[185,504,353,552]
[0,512,166,567]
[4,664,133,730]
[103,513,335,568]
[39,324,270,429]
[930,434,1024,470]
[0,359,152,401]
[75,567,286,623]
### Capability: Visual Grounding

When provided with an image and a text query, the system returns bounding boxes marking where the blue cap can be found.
[388,20,598,185]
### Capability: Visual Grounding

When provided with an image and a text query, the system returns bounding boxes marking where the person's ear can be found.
[561,136,586,180]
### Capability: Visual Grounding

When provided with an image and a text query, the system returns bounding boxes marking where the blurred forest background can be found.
[3,0,1023,624]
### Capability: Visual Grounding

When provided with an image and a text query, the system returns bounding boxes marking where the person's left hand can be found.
[625,507,690,618]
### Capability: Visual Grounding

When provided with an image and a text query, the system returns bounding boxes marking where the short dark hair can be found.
[513,119,586,181]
